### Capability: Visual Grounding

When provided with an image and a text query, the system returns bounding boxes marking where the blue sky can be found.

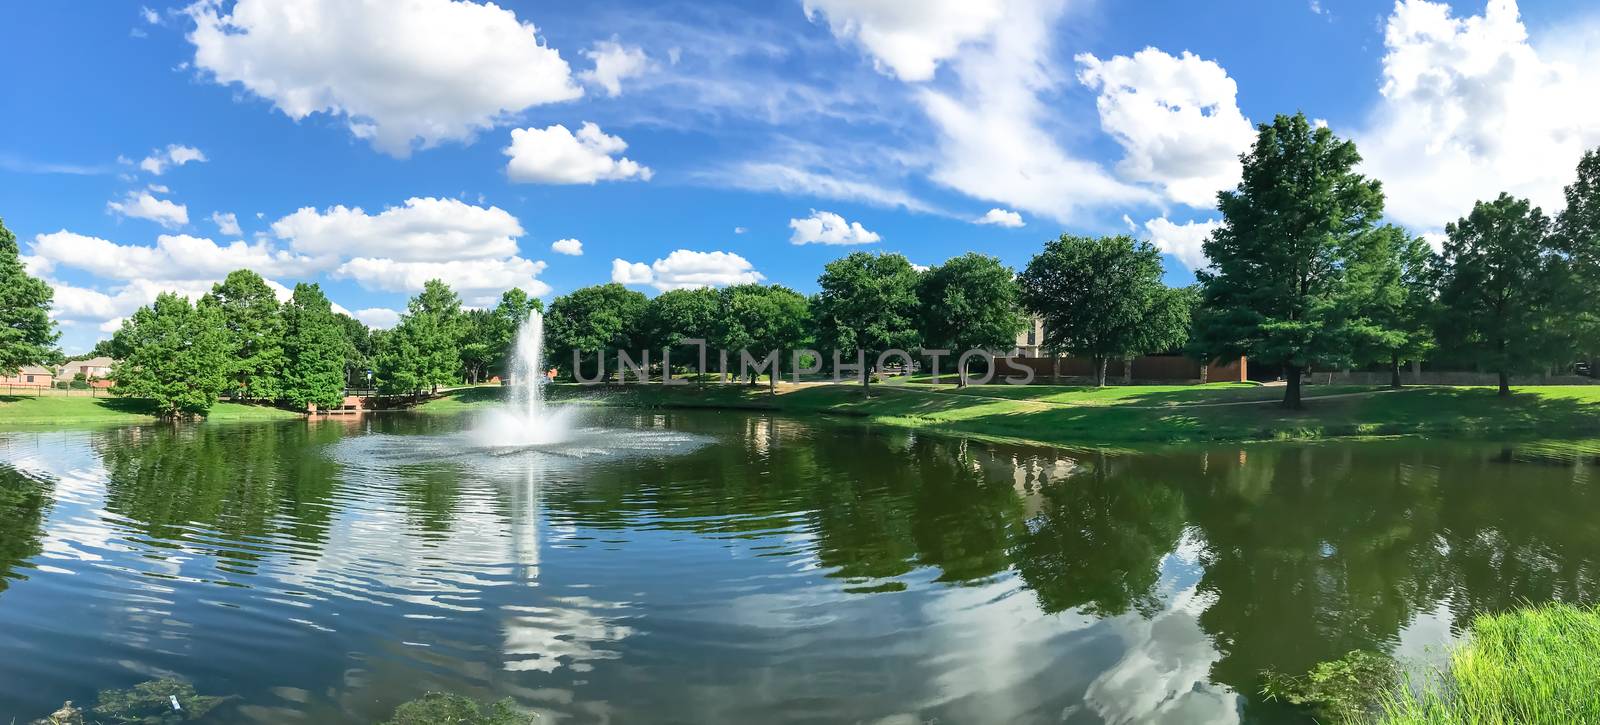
[4,0,1599,353]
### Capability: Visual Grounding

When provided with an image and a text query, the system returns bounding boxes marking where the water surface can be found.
[1,411,1597,723]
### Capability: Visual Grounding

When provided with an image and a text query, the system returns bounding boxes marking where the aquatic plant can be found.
[382,692,534,725]
[1260,649,1397,721]
[90,678,227,724]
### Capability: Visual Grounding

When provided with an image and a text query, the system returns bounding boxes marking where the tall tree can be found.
[201,269,286,401]
[459,308,497,384]
[1556,148,1600,372]
[376,280,466,395]
[812,252,921,390]
[713,284,812,390]
[334,313,373,389]
[1192,113,1386,408]
[544,283,648,381]
[644,287,722,378]
[282,283,347,410]
[1343,225,1437,388]
[1434,194,1562,396]
[1019,235,1189,387]
[110,293,231,418]
[916,253,1027,386]
[0,217,58,375]
[488,289,541,377]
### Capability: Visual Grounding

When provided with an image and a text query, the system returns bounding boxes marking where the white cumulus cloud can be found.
[336,256,551,304]
[1077,48,1255,208]
[802,0,1008,82]
[187,0,583,157]
[914,0,1157,224]
[1143,217,1221,272]
[504,122,652,184]
[271,197,524,263]
[106,190,189,228]
[580,39,650,97]
[211,211,241,236]
[550,238,583,255]
[32,230,315,281]
[139,144,207,175]
[611,250,764,291]
[788,210,881,245]
[354,307,401,329]
[1358,0,1600,231]
[975,208,1024,227]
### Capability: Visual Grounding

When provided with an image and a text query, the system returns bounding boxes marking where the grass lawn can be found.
[417,382,1600,446]
[0,395,302,427]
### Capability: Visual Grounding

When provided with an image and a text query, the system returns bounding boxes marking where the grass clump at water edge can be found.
[1372,602,1600,724]
[1264,603,1600,724]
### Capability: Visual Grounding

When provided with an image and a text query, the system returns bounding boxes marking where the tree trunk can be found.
[1095,356,1108,388]
[863,362,872,392]
[1124,356,1134,384]
[1390,353,1402,390]
[1284,365,1303,409]
[1498,370,1510,397]
[1053,355,1062,385]
[957,358,968,388]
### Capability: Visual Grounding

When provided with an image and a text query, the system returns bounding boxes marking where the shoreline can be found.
[6,382,1599,448]
[418,381,1600,448]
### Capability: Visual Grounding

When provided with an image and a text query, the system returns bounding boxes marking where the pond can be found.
[1,410,1597,723]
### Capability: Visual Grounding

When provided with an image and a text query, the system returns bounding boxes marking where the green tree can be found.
[812,252,922,390]
[1343,225,1437,388]
[201,269,286,400]
[1019,235,1189,387]
[110,293,231,418]
[1434,194,1563,396]
[488,288,542,377]
[0,217,58,375]
[713,284,812,391]
[644,287,722,378]
[916,253,1027,386]
[1556,148,1600,372]
[375,280,466,395]
[459,307,497,384]
[544,283,648,381]
[281,283,347,410]
[334,313,373,389]
[1192,113,1386,407]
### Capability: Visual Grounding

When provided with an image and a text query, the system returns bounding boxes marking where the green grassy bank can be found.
[1371,603,1600,724]
[419,380,1600,446]
[0,395,302,427]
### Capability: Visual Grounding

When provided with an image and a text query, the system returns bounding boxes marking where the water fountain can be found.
[474,310,576,448]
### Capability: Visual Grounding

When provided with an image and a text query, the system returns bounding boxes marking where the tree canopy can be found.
[1341,225,1437,388]
[713,284,812,388]
[282,283,347,410]
[1019,235,1187,386]
[812,252,921,388]
[544,283,648,380]
[376,280,466,395]
[0,217,58,375]
[202,269,286,400]
[917,253,1026,384]
[1192,113,1385,407]
[110,293,231,418]
[1434,194,1563,395]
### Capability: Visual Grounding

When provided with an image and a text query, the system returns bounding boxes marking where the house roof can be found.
[67,356,116,368]
[16,365,55,376]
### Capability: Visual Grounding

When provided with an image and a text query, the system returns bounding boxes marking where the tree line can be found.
[2,114,1598,414]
